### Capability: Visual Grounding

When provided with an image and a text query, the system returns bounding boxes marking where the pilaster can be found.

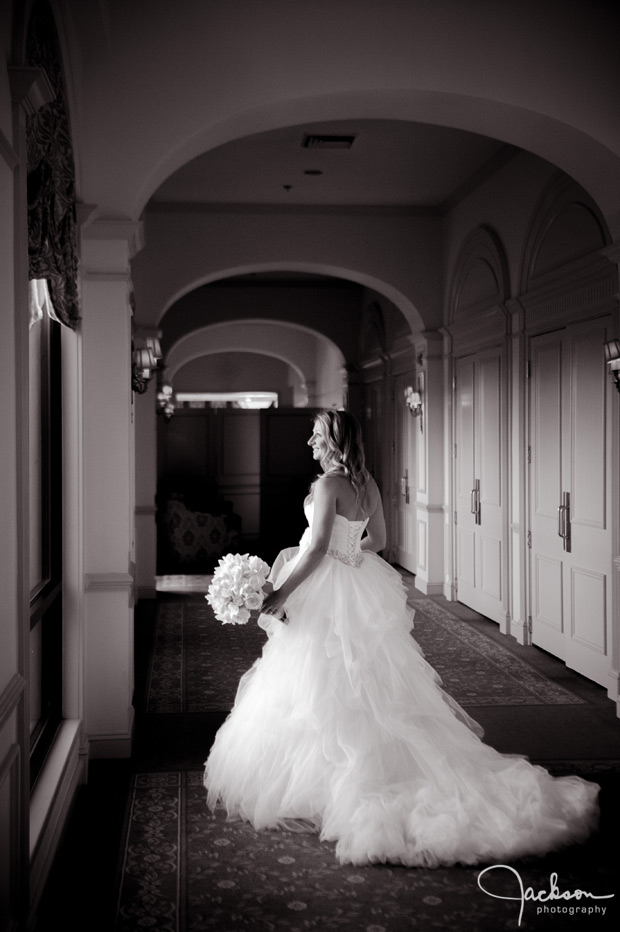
[80,218,143,757]
[413,331,445,595]
[506,298,530,645]
[601,242,620,710]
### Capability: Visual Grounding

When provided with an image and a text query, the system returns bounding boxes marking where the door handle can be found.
[471,479,481,525]
[401,470,410,504]
[557,492,571,552]
[562,491,571,552]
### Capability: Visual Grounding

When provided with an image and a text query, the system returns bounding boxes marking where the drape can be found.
[25,0,80,331]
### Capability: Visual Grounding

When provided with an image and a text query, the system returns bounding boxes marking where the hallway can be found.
[3,4,620,929]
[34,579,620,932]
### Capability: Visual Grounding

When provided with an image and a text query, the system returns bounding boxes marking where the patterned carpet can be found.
[145,597,584,713]
[115,770,618,932]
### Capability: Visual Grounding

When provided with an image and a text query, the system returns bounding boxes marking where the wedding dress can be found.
[204,503,599,867]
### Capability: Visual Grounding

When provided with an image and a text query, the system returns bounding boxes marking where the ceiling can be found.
[151,119,512,209]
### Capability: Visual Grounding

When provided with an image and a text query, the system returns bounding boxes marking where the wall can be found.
[131,207,441,334]
[0,4,27,921]
[68,0,620,232]
[443,151,557,301]
[173,352,296,404]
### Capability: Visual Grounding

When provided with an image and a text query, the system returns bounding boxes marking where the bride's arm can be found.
[261,477,336,614]
[360,480,387,552]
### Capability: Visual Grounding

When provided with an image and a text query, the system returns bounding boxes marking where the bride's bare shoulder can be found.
[363,477,381,513]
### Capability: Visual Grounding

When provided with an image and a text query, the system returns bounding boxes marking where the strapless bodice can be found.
[303,502,368,567]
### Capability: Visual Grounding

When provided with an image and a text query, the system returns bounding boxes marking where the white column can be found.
[414,331,445,595]
[134,382,158,599]
[80,219,143,758]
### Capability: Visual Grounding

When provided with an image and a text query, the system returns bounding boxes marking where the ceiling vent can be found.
[301,133,356,149]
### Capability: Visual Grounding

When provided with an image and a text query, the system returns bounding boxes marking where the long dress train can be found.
[204,503,599,867]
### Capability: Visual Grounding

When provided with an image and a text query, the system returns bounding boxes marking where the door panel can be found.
[455,349,505,623]
[530,335,565,655]
[481,536,501,599]
[529,319,612,686]
[571,567,606,650]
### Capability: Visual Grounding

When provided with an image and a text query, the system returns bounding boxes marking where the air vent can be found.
[301,133,356,149]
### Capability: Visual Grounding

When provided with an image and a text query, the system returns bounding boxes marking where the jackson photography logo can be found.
[477,865,615,927]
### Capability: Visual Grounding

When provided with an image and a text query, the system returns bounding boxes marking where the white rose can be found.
[244,590,263,610]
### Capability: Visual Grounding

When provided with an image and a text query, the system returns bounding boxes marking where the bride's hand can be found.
[261,588,288,623]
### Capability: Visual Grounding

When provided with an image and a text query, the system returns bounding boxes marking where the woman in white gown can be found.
[204,409,599,868]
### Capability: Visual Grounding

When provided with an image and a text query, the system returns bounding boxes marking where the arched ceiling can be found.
[66,0,620,230]
[151,119,509,209]
[165,319,344,387]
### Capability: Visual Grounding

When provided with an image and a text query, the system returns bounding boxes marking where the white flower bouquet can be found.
[206,553,271,625]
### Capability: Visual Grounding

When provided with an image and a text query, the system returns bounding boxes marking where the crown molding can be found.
[519,259,617,332]
[81,219,144,258]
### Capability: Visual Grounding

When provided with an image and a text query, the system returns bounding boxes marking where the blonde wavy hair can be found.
[311,409,371,503]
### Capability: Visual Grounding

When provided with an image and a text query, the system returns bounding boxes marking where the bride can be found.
[204,408,599,867]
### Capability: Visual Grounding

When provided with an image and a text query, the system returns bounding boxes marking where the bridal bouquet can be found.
[206,553,271,625]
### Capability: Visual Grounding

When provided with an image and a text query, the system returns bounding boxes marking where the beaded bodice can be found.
[303,503,368,568]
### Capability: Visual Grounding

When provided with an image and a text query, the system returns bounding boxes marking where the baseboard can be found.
[414,577,444,596]
[87,709,135,759]
[510,617,530,645]
[607,666,620,708]
[28,720,84,929]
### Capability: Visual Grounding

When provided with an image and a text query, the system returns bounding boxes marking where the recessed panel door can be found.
[529,319,612,686]
[455,348,505,624]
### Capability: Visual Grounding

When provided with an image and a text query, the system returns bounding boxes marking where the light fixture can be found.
[132,335,162,394]
[404,384,423,431]
[604,339,620,393]
[156,382,176,420]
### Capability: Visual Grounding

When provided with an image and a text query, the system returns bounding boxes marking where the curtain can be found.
[25,0,80,331]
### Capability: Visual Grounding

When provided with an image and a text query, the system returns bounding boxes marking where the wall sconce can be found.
[156,383,176,420]
[132,336,162,394]
[404,384,423,431]
[604,339,620,393]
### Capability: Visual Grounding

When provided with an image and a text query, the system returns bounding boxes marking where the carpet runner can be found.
[115,769,618,932]
[145,596,584,713]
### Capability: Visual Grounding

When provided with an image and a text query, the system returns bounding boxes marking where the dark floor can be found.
[33,580,620,931]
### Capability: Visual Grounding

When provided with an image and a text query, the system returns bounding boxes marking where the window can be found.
[175,391,278,409]
[29,306,63,787]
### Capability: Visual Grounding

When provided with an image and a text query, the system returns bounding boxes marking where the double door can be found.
[454,348,505,624]
[529,319,613,686]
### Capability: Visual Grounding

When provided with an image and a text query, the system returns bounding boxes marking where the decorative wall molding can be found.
[0,127,18,169]
[361,339,415,382]
[80,271,133,283]
[29,721,83,925]
[446,227,510,358]
[81,219,145,258]
[447,305,509,357]
[360,301,386,360]
[600,242,620,268]
[84,572,134,591]
[0,742,21,931]
[448,225,510,324]
[0,674,26,730]
[520,171,610,293]
[519,261,617,333]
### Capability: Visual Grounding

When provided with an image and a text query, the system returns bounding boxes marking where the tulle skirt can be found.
[204,547,599,867]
